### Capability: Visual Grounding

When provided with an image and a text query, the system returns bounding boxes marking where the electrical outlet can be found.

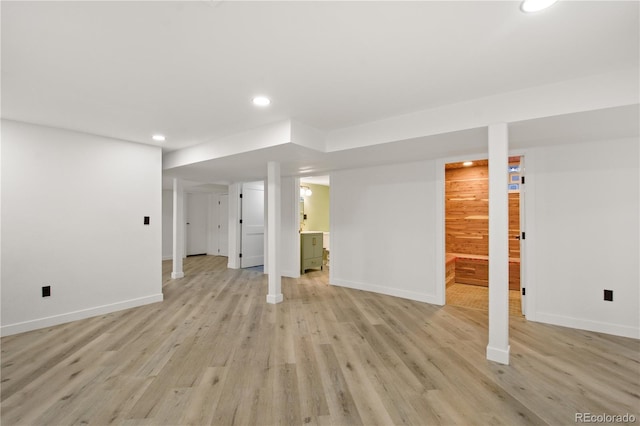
[604,289,613,301]
[42,286,51,297]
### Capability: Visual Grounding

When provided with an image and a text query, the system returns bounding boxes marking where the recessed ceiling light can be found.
[521,0,558,13]
[463,161,473,166]
[252,96,271,107]
[152,134,166,142]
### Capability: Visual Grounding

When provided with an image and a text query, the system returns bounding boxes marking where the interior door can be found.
[518,156,526,316]
[240,182,264,268]
[186,192,208,256]
[218,194,229,256]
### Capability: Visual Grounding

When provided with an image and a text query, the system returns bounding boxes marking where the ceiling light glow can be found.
[152,134,166,142]
[252,96,271,107]
[463,161,473,166]
[521,0,558,13]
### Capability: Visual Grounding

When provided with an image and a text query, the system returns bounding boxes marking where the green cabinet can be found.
[301,232,323,274]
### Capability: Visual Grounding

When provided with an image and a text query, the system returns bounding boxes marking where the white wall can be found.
[164,190,229,259]
[329,138,639,339]
[162,189,173,260]
[326,69,639,152]
[331,161,439,303]
[1,120,163,336]
[525,137,639,338]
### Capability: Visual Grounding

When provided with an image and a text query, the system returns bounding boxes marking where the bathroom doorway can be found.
[299,176,331,274]
[444,157,524,316]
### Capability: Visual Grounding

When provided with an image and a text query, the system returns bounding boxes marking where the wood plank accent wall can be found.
[509,192,520,259]
[445,162,521,290]
[445,166,490,255]
[445,164,520,258]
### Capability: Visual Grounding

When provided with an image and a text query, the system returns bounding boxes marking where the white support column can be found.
[487,123,510,365]
[171,178,185,279]
[266,161,283,304]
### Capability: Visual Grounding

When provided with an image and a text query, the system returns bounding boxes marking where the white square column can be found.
[266,161,283,304]
[487,123,510,364]
[171,178,185,279]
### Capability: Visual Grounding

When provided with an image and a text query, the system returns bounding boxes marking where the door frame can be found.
[436,149,529,318]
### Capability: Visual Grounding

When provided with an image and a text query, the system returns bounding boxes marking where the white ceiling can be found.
[161,104,639,188]
[301,176,330,187]
[3,0,639,155]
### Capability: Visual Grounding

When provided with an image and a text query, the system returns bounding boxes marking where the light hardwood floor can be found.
[2,255,638,425]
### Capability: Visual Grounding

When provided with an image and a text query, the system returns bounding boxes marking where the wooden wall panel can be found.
[445,164,520,259]
[445,166,489,255]
[509,262,520,291]
[445,162,521,289]
[455,257,520,291]
[455,258,489,286]
[509,192,520,259]
[446,257,456,288]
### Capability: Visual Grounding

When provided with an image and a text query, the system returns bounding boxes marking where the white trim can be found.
[328,174,334,285]
[434,159,446,306]
[266,293,284,304]
[288,177,301,280]
[516,153,527,317]
[171,272,184,279]
[534,313,640,340]
[0,294,164,337]
[436,150,488,307]
[266,162,282,303]
[162,255,172,261]
[521,152,537,321]
[282,269,300,279]
[331,279,441,305]
[487,123,510,364]
[486,344,511,365]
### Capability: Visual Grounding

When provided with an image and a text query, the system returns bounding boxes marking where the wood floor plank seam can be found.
[2,255,638,425]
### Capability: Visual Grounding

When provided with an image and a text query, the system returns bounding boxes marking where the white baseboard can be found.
[0,293,164,337]
[162,255,172,261]
[534,312,640,339]
[282,269,300,279]
[266,293,284,304]
[331,278,439,304]
[486,345,511,365]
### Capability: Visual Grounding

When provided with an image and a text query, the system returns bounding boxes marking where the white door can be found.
[518,156,526,316]
[241,182,264,268]
[218,194,229,256]
[186,192,208,256]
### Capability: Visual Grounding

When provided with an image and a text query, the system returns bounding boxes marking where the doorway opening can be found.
[299,176,330,275]
[444,157,524,316]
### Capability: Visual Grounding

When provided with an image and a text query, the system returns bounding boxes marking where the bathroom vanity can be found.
[300,232,323,274]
